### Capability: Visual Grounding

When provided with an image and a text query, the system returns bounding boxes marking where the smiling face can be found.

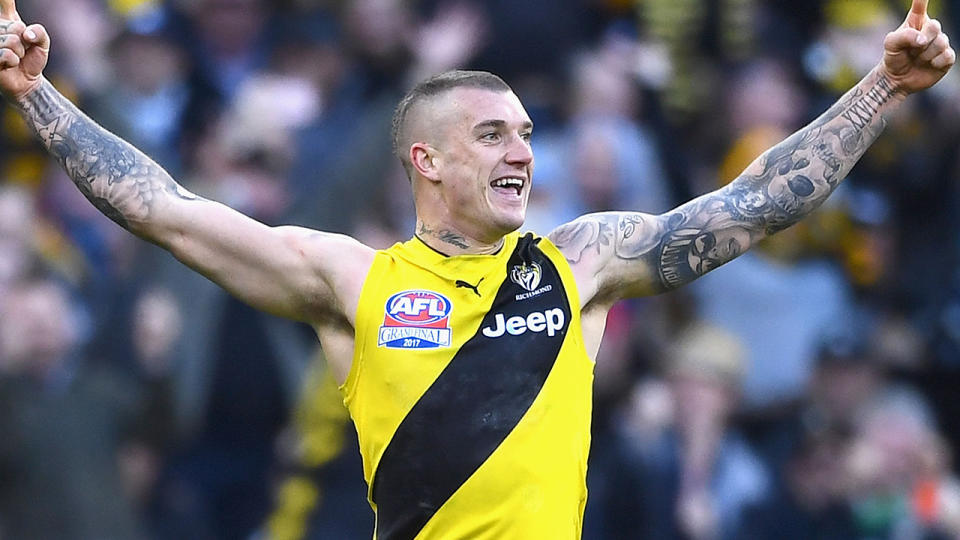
[409,87,535,244]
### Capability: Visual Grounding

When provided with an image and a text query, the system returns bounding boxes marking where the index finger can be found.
[907,0,929,30]
[0,0,19,21]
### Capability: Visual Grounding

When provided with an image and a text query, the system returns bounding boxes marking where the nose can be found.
[505,135,534,166]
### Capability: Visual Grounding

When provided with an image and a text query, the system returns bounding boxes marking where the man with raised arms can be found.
[0,0,953,538]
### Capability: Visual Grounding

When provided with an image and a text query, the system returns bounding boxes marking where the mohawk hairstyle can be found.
[391,70,512,179]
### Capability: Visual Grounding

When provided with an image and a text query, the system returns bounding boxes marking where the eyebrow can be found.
[472,119,534,133]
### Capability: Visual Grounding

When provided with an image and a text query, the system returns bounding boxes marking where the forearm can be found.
[552,67,906,299]
[555,0,953,302]
[723,65,902,235]
[9,78,353,322]
[12,77,196,239]
[642,65,903,289]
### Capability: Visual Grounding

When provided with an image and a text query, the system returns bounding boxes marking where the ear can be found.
[410,143,441,182]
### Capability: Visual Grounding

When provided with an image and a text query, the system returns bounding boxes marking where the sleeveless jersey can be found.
[341,231,595,540]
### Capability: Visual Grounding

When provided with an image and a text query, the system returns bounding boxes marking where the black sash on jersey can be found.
[371,234,571,540]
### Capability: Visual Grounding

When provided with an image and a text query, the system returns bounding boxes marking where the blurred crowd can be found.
[2,0,960,538]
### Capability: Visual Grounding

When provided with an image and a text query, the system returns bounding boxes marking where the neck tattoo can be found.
[417,222,470,250]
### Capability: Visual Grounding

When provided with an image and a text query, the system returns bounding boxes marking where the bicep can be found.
[548,212,665,303]
[550,191,765,302]
[156,197,364,323]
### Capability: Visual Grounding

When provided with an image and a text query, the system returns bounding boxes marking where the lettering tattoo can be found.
[416,221,471,250]
[550,70,899,295]
[841,75,896,131]
[15,79,198,231]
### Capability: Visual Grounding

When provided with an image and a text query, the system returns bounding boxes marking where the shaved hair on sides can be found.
[391,70,513,179]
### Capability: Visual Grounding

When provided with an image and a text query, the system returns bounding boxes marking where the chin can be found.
[474,203,527,240]
[493,214,525,236]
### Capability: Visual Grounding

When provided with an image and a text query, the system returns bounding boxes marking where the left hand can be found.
[882,0,955,95]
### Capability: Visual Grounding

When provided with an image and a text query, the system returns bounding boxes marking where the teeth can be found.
[492,177,524,188]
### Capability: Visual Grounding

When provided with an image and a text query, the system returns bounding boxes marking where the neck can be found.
[415,221,504,256]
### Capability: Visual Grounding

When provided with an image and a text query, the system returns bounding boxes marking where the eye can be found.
[480,132,501,143]
[520,132,532,143]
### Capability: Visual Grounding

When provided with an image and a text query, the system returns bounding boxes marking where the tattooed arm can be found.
[551,0,954,308]
[10,77,374,322]
[1,4,370,383]
[551,67,898,301]
[0,7,375,327]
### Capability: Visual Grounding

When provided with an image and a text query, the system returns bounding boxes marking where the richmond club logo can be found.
[379,290,453,349]
[510,262,542,292]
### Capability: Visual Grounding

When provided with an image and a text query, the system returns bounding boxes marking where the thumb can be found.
[20,23,49,78]
[906,0,929,31]
[0,0,20,21]
[23,23,49,51]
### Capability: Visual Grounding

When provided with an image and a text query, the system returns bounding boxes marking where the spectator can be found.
[691,55,855,413]
[844,388,960,539]
[90,7,193,177]
[586,322,770,540]
[528,41,671,234]
[2,1,960,537]
[145,82,317,539]
[0,277,172,539]
[262,352,372,540]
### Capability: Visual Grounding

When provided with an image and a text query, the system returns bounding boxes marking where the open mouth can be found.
[491,177,525,196]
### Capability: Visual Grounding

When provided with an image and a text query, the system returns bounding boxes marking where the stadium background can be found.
[2,0,960,538]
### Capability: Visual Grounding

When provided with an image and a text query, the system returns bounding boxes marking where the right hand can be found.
[0,0,49,101]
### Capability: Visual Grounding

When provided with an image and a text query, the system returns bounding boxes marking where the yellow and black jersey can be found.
[341,231,594,540]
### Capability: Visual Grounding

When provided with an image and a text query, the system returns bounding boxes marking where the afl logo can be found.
[379,290,453,349]
[385,290,451,326]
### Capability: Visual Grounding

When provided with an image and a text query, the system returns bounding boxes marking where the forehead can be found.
[435,87,531,130]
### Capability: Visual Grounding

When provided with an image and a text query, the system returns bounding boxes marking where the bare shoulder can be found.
[290,227,377,264]
[547,211,666,305]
